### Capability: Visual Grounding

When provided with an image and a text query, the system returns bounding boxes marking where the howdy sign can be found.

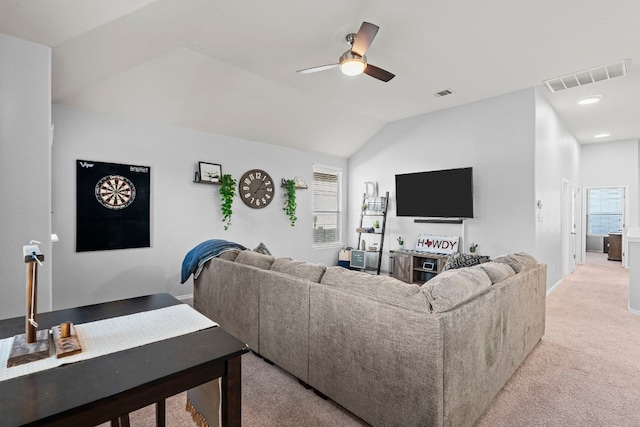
[415,234,459,254]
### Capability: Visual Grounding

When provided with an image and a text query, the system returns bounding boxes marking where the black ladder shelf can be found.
[356,191,389,275]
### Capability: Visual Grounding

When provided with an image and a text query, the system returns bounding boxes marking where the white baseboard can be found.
[628,306,640,315]
[546,278,564,296]
[175,293,193,301]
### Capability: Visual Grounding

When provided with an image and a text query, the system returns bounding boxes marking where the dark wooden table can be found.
[0,293,249,427]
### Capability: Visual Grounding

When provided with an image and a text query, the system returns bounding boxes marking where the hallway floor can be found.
[585,251,623,267]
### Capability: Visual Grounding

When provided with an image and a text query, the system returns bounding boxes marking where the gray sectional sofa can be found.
[189,250,546,427]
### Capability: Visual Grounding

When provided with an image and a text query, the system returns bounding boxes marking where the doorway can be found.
[584,186,626,266]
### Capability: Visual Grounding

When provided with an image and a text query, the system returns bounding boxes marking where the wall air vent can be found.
[434,89,454,97]
[543,60,628,93]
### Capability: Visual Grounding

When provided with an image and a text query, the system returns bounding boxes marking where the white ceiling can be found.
[1,0,639,157]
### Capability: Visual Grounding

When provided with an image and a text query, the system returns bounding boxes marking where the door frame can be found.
[581,185,628,268]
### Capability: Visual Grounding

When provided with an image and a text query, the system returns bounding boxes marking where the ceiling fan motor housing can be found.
[339,50,367,75]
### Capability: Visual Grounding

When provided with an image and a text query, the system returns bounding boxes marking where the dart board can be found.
[77,160,150,252]
[95,175,136,209]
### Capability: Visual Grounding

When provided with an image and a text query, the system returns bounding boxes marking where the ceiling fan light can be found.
[339,50,367,76]
[340,58,366,76]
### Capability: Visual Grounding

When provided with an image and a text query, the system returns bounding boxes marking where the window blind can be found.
[313,167,341,246]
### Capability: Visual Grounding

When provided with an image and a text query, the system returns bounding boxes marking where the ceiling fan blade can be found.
[351,22,379,57]
[364,64,395,82]
[297,64,339,75]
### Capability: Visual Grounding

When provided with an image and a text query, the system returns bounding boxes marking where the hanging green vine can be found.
[219,173,237,230]
[283,179,297,227]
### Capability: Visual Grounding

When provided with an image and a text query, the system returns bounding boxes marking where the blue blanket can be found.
[181,239,246,283]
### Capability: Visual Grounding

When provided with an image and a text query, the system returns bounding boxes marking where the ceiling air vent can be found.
[543,60,628,93]
[434,89,454,97]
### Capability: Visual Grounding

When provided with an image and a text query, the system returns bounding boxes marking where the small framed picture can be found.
[198,162,222,182]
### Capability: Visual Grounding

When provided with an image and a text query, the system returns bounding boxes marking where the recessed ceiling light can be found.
[594,133,611,138]
[578,95,603,105]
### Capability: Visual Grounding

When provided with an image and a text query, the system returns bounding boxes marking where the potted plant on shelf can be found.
[283,179,297,227]
[219,174,237,230]
[373,220,381,233]
[397,236,405,250]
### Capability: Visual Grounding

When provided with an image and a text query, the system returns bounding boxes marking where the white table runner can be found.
[0,304,217,382]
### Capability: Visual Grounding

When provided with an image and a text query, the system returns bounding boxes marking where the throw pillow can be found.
[253,242,272,255]
[443,252,490,271]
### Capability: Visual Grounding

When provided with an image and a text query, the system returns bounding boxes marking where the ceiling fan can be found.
[297,22,395,82]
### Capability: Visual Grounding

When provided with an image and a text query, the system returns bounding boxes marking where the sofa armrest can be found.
[194,258,260,352]
[440,264,546,426]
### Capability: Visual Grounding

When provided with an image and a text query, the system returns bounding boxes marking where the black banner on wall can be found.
[76,160,151,252]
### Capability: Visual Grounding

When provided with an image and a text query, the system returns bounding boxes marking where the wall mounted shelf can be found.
[194,179,221,185]
[281,178,308,189]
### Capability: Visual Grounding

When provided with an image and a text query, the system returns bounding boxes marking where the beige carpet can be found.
[99,262,640,426]
[476,261,639,426]
[96,352,366,427]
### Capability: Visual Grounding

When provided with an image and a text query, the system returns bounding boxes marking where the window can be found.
[313,166,341,246]
[587,188,623,235]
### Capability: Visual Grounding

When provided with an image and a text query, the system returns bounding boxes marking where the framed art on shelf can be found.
[198,162,222,182]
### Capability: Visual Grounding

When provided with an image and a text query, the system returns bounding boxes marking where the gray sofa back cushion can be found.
[320,266,429,311]
[270,258,326,283]
[493,252,538,273]
[476,262,515,284]
[422,266,492,313]
[235,250,275,269]
[308,284,444,427]
[218,250,240,261]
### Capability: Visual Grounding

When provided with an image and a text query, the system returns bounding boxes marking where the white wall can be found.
[534,89,581,287]
[581,138,639,266]
[348,89,538,273]
[0,34,52,320]
[51,105,347,309]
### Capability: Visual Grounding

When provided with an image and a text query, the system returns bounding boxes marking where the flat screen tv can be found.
[395,167,474,218]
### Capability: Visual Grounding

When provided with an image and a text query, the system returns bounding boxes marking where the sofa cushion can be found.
[218,250,240,261]
[320,266,429,311]
[476,262,515,284]
[422,266,492,313]
[493,252,538,273]
[512,252,539,270]
[443,253,490,271]
[270,258,326,283]
[235,250,275,269]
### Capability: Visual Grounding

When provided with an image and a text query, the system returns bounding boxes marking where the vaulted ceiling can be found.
[1,0,639,157]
